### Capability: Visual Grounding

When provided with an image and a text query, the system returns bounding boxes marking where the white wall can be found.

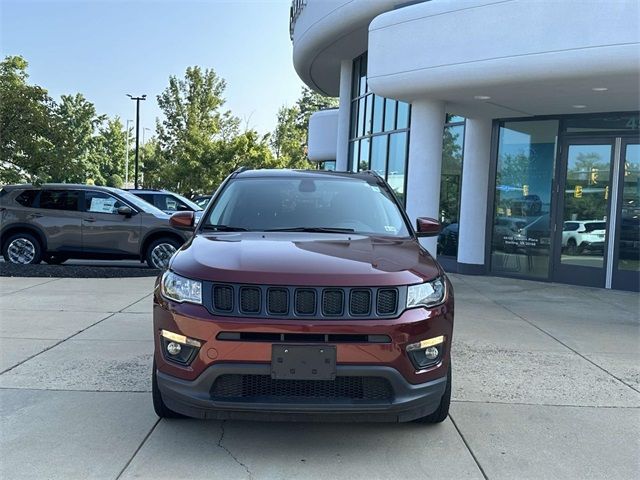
[307,109,339,162]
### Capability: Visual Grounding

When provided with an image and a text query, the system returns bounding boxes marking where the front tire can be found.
[414,363,451,424]
[145,237,180,269]
[2,232,43,265]
[152,360,184,419]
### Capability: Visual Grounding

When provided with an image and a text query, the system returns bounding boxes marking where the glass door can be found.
[553,139,615,287]
[612,140,640,291]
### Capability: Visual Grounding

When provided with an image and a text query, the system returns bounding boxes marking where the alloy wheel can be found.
[7,238,36,264]
[150,243,177,269]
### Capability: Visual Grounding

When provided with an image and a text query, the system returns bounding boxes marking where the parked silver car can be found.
[0,184,190,268]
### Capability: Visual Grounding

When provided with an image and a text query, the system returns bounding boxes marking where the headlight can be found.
[161,271,202,304]
[406,277,446,309]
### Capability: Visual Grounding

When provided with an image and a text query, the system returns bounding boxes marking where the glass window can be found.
[372,95,384,134]
[349,141,359,172]
[617,143,639,272]
[397,102,410,129]
[157,194,191,212]
[359,55,367,97]
[370,135,388,176]
[357,97,366,137]
[85,191,126,214]
[439,123,464,257]
[565,113,639,133]
[358,137,370,172]
[15,190,39,207]
[364,94,374,135]
[388,132,407,200]
[384,99,396,131]
[39,190,80,211]
[205,177,410,238]
[491,120,558,279]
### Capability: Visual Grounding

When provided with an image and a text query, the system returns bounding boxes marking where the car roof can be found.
[124,189,166,193]
[233,169,382,183]
[2,183,123,194]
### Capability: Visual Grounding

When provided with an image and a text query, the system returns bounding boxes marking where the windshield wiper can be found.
[201,224,249,232]
[264,227,355,233]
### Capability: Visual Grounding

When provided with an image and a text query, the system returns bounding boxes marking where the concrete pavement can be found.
[0,274,638,479]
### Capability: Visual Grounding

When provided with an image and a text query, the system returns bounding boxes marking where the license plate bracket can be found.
[271,345,337,381]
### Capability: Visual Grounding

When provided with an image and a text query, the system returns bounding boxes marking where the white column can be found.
[405,99,446,256]
[457,117,493,271]
[335,59,352,171]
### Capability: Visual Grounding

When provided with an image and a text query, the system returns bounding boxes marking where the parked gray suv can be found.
[0,184,190,268]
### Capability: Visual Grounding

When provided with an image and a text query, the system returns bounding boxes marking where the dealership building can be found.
[290,0,640,291]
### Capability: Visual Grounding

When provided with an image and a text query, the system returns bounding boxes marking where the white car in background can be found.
[562,220,606,255]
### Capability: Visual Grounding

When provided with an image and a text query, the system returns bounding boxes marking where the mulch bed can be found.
[0,263,161,278]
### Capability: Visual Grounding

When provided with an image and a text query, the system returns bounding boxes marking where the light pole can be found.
[125,119,133,186]
[127,94,146,189]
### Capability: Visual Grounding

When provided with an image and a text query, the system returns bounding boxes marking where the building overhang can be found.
[367,0,640,118]
[290,0,402,96]
[307,109,339,161]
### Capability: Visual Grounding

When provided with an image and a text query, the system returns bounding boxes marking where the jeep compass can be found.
[153,169,453,423]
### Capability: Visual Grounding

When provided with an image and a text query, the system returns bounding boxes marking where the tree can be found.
[50,93,106,183]
[94,117,127,185]
[271,87,338,168]
[0,56,56,184]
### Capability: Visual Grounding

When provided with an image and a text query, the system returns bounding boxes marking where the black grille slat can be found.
[377,289,398,315]
[267,288,289,315]
[213,285,233,312]
[350,290,371,316]
[240,287,261,314]
[295,289,316,315]
[211,375,393,402]
[322,289,344,316]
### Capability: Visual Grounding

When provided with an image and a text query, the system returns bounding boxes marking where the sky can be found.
[0,0,305,137]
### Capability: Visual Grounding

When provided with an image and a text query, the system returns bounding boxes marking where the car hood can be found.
[170,232,442,286]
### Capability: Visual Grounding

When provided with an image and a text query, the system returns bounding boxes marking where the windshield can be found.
[173,192,203,211]
[114,189,167,215]
[202,177,410,237]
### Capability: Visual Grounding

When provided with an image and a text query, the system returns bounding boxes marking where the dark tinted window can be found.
[564,222,579,231]
[584,222,606,232]
[135,193,156,205]
[39,190,80,211]
[15,190,39,207]
[156,194,189,212]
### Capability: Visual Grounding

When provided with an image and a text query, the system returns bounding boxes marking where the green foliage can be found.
[0,56,56,184]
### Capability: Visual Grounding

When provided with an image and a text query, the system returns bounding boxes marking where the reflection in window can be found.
[618,144,640,271]
[348,53,410,203]
[491,120,558,279]
[438,120,465,257]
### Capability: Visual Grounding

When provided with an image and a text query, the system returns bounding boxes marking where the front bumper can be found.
[157,363,447,422]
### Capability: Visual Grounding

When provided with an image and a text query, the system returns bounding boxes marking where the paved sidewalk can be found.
[0,274,638,479]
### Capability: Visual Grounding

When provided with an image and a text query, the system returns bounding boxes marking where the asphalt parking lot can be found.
[0,273,638,479]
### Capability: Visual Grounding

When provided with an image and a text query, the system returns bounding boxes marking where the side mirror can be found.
[170,211,195,230]
[117,206,133,218]
[416,217,441,237]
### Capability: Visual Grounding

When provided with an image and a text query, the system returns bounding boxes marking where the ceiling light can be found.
[572,105,587,109]
[474,95,491,100]
[592,87,608,91]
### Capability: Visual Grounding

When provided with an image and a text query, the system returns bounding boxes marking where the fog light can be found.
[406,335,445,370]
[166,342,182,355]
[424,346,439,360]
[159,329,201,365]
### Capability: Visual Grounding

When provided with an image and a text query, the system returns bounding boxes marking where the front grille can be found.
[240,287,261,314]
[377,289,398,315]
[207,283,403,319]
[295,289,316,315]
[211,375,393,403]
[350,289,371,316]
[213,285,233,312]
[322,290,344,316]
[267,288,289,315]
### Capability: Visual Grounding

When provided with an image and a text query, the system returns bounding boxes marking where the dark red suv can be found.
[152,169,453,423]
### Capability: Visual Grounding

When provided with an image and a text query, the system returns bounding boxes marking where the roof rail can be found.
[230,166,250,178]
[361,170,384,181]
